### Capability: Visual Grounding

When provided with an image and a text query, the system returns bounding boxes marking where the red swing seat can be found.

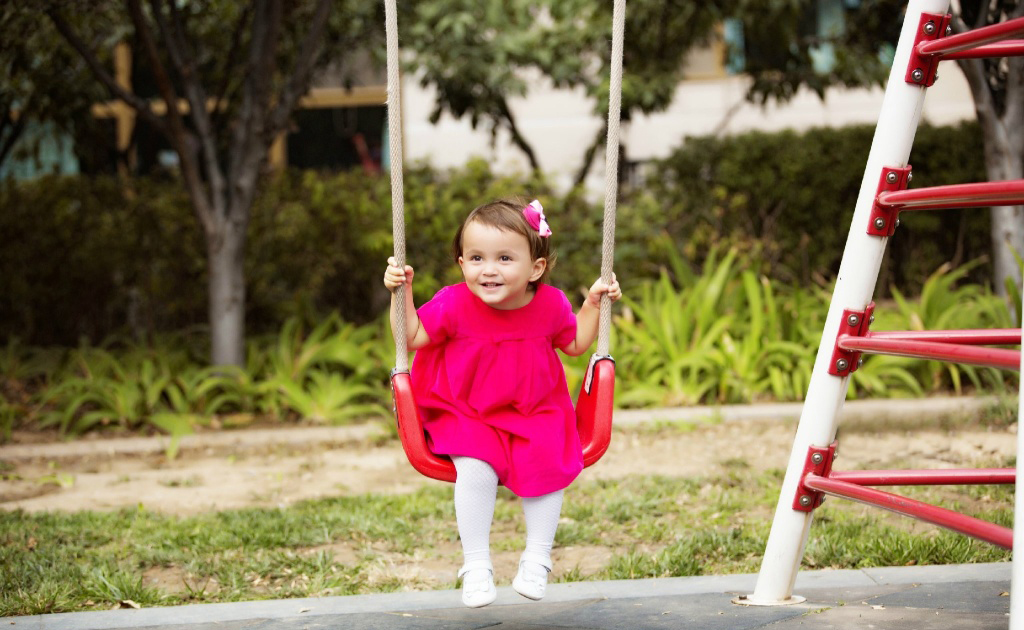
[390,354,616,482]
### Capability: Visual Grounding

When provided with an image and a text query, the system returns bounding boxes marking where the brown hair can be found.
[451,197,556,287]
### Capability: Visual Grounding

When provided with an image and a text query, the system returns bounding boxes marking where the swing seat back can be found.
[576,355,615,467]
[391,370,457,483]
[390,353,615,483]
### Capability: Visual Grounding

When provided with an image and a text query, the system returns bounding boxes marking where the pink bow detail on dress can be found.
[522,200,552,238]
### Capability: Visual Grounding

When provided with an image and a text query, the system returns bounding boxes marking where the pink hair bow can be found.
[523,200,552,238]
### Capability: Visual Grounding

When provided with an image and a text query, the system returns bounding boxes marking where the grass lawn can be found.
[1,458,1012,617]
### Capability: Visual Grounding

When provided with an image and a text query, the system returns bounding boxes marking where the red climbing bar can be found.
[917,16,1024,57]
[837,335,1020,370]
[868,329,1021,345]
[830,468,1015,486]
[941,40,1024,59]
[876,179,1024,211]
[803,474,1013,549]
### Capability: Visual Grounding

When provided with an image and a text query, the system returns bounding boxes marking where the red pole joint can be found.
[828,302,875,376]
[906,12,952,87]
[867,166,912,236]
[793,442,837,513]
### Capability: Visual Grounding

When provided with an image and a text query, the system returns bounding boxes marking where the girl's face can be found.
[458,220,547,310]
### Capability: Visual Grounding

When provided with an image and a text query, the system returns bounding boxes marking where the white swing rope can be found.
[598,0,626,357]
[384,0,409,372]
[384,0,626,365]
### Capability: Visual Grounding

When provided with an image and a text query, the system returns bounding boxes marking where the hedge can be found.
[0,121,990,346]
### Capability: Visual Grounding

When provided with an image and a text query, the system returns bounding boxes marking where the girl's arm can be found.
[384,257,432,351]
[561,275,621,357]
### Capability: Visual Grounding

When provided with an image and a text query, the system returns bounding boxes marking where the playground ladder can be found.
[742,0,1024,624]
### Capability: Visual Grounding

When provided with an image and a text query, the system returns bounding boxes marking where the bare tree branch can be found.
[230,0,281,182]
[149,0,226,218]
[209,4,252,132]
[497,97,540,173]
[46,8,167,135]
[0,107,28,167]
[267,0,332,135]
[127,0,214,234]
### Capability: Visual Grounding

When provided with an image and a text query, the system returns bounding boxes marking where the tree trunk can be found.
[953,5,1024,314]
[987,153,1024,305]
[207,218,247,366]
[969,85,1024,310]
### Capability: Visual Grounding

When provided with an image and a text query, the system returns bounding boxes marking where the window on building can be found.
[722,0,897,77]
[286,105,386,173]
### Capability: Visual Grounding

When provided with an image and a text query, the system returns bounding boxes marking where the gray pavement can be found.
[8,562,1011,630]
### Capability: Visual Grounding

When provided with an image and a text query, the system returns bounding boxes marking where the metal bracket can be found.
[867,166,912,237]
[583,354,615,394]
[905,12,951,87]
[793,442,837,512]
[828,302,874,377]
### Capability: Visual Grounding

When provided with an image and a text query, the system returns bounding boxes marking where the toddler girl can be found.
[383,198,621,608]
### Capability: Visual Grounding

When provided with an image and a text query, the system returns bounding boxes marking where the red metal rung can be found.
[837,335,1021,371]
[940,40,1024,60]
[877,179,1024,212]
[918,15,1024,58]
[803,474,1013,549]
[793,442,837,512]
[906,12,952,87]
[867,167,912,236]
[828,302,875,376]
[868,328,1021,345]
[830,468,1015,486]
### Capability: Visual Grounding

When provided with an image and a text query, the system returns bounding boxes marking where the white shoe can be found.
[512,556,550,601]
[458,562,496,608]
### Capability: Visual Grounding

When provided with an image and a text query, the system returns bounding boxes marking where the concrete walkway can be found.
[7,562,1011,629]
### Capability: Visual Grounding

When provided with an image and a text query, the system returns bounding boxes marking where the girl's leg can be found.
[451,456,499,607]
[514,488,564,600]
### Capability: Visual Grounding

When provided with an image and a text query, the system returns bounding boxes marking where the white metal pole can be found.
[743,0,951,605]
[1011,296,1024,628]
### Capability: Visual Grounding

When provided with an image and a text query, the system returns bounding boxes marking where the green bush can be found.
[4,250,1013,443]
[0,123,990,346]
[0,175,205,345]
[647,121,990,291]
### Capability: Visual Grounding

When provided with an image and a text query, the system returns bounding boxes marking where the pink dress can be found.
[411,282,584,497]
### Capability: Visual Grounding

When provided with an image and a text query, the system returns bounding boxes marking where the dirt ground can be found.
[0,401,1016,591]
[1,402,1015,515]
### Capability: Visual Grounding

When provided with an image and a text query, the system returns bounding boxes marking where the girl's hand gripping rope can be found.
[385,256,415,292]
[586,274,622,308]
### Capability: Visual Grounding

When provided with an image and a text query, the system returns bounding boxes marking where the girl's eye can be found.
[500,256,512,262]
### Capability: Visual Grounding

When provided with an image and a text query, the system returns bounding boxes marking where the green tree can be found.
[401,0,726,185]
[0,6,109,173]
[38,0,380,366]
[734,0,1023,302]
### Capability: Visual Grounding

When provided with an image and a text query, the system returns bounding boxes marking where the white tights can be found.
[452,456,564,571]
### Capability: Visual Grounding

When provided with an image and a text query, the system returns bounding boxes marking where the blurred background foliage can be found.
[0,121,990,346]
[1,121,1014,442]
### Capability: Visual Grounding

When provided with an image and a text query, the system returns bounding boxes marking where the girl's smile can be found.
[458,221,547,310]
